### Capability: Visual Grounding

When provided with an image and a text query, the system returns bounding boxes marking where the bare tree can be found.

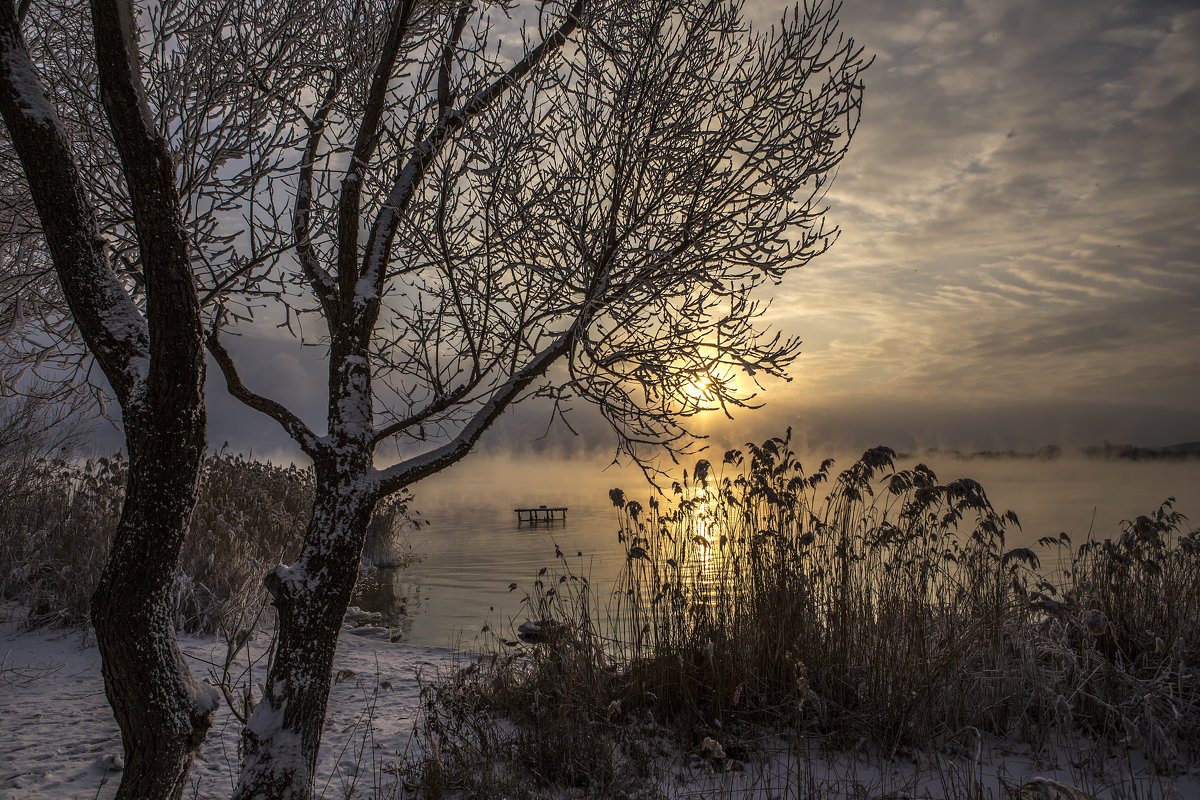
[4,0,865,795]
[1,3,214,796]
[1,0,323,796]
[204,0,868,795]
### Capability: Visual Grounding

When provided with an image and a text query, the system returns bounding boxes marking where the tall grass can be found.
[405,430,1200,797]
[604,438,1053,748]
[0,452,125,627]
[0,444,417,635]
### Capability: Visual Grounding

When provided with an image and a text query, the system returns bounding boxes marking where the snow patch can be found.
[244,694,287,741]
[267,562,306,596]
[0,42,57,126]
[189,677,221,716]
[0,614,456,798]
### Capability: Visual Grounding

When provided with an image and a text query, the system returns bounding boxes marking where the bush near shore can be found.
[0,447,414,635]
[407,430,1200,798]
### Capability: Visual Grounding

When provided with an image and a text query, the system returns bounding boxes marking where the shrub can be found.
[406,429,1200,795]
[172,451,314,634]
[0,453,124,627]
[0,445,419,634]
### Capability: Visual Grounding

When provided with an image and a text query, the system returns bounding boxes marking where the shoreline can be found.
[4,612,1197,799]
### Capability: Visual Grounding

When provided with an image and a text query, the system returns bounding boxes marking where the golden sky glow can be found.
[175,0,1199,460]
[685,373,716,404]
[726,0,1200,450]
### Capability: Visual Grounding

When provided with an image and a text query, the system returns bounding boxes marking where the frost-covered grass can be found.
[0,447,416,635]
[2,426,1198,798]
[403,430,1200,798]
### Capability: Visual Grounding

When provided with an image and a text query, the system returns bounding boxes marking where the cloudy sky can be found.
[712,0,1200,451]
[187,0,1200,461]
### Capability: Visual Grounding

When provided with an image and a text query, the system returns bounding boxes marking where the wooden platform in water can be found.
[514,505,567,524]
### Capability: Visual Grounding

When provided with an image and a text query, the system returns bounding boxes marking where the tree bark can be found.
[92,408,215,800]
[87,0,216,791]
[234,459,377,800]
[2,3,214,796]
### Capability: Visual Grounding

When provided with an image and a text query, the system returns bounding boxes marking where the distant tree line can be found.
[912,443,1200,462]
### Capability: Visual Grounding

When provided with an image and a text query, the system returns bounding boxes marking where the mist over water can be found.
[363,451,1200,648]
[908,454,1200,542]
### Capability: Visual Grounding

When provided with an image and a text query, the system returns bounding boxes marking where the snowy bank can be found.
[0,611,454,800]
[4,606,1199,799]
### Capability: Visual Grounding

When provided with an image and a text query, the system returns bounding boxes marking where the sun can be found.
[684,371,716,402]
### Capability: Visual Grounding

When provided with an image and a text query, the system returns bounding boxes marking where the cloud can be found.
[744,0,1200,442]
[87,1,1196,460]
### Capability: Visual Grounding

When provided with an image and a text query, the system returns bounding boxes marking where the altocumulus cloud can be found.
[744,0,1200,447]
[89,1,1196,458]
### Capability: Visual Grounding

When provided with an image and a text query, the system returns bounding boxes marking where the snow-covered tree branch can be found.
[1,0,211,797]
[0,1,371,797]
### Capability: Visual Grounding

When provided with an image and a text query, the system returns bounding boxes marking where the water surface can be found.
[358,452,1200,648]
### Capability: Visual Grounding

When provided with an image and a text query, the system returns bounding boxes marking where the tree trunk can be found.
[4,2,213,796]
[91,406,214,800]
[234,469,376,800]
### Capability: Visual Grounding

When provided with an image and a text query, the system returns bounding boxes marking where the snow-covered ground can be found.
[4,608,1199,799]
[0,610,454,800]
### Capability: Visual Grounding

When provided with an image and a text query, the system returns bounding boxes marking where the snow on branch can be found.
[208,0,867,487]
[335,0,425,301]
[355,0,587,307]
[292,72,342,315]
[0,2,151,408]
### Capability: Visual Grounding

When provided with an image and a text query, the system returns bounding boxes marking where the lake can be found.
[355,451,1200,648]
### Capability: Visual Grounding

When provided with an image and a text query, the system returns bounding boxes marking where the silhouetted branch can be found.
[207,324,322,458]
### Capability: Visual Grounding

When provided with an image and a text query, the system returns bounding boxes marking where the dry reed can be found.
[405,429,1200,797]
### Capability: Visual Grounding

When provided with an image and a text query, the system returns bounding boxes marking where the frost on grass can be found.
[399,439,1200,798]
